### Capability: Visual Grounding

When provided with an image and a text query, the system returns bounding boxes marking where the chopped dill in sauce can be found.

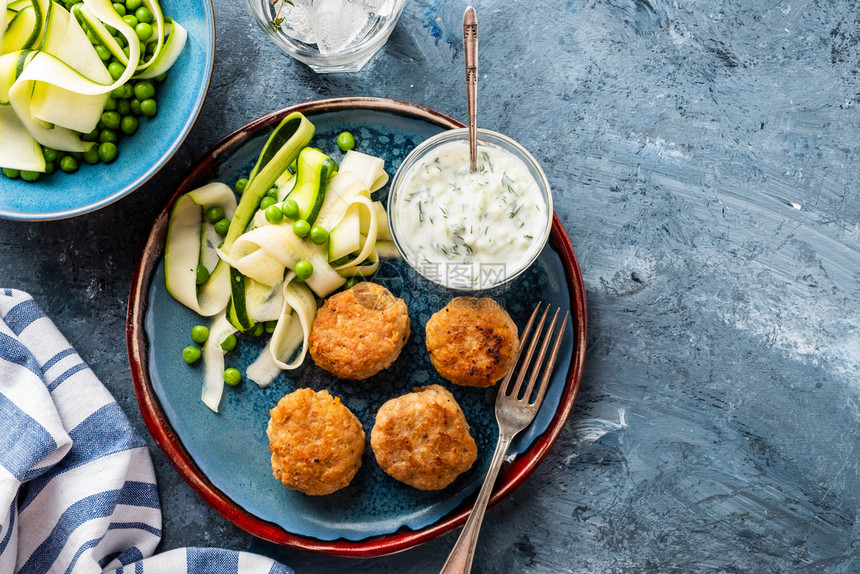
[393,139,549,287]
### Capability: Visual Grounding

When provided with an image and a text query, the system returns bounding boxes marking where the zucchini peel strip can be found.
[164,182,237,317]
[200,312,238,412]
[246,274,317,388]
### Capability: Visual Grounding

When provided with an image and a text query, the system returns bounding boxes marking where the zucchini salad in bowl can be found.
[0,0,213,220]
[0,0,187,179]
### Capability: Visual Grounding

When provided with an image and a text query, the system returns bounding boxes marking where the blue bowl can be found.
[0,0,215,221]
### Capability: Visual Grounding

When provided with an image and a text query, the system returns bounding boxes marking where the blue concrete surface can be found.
[1,0,858,572]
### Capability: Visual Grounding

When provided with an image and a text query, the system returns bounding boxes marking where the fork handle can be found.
[439,432,513,574]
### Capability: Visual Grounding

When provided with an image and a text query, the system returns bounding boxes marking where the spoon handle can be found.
[464,6,478,173]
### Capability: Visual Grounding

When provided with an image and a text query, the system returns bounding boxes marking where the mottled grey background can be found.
[1,0,858,572]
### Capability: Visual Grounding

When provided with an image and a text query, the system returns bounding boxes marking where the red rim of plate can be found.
[126,96,588,558]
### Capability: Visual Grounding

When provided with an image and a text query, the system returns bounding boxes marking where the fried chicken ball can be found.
[370,385,477,490]
[308,282,410,380]
[425,297,519,387]
[267,388,365,496]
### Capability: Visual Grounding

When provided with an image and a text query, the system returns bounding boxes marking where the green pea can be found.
[98,142,118,163]
[223,368,242,386]
[107,62,125,80]
[122,14,138,28]
[117,99,131,116]
[259,196,276,210]
[130,98,142,116]
[344,277,361,289]
[112,2,127,16]
[292,219,310,238]
[59,156,79,173]
[294,259,313,280]
[191,325,210,344]
[20,170,40,182]
[101,110,121,129]
[182,346,201,365]
[133,80,155,100]
[309,225,329,245]
[83,146,100,165]
[2,168,19,179]
[336,131,355,152]
[44,162,55,175]
[264,321,276,334]
[155,72,167,82]
[99,129,118,144]
[135,22,153,41]
[114,34,127,48]
[120,115,138,135]
[267,186,279,199]
[195,264,209,285]
[95,44,111,61]
[121,45,130,58]
[135,6,153,22]
[220,333,237,352]
[42,147,58,162]
[146,41,158,56]
[252,323,264,337]
[140,98,157,116]
[125,0,142,11]
[81,128,99,142]
[103,96,117,111]
[214,218,230,236]
[110,84,126,98]
[234,178,248,194]
[265,205,284,224]
[281,199,299,219]
[206,205,225,222]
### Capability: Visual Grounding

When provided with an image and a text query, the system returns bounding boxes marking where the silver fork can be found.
[440,303,569,574]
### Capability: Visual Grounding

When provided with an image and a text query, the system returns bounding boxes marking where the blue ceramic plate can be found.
[128,98,587,555]
[0,0,215,221]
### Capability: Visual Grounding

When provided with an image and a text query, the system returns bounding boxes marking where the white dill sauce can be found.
[392,139,548,289]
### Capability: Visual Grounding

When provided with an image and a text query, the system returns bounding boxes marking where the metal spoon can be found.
[463,6,478,173]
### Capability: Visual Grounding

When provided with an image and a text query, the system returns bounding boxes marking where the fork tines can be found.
[501,303,569,406]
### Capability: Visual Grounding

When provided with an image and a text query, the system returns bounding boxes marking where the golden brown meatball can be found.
[370,385,477,490]
[308,282,410,380]
[425,297,519,387]
[267,388,365,496]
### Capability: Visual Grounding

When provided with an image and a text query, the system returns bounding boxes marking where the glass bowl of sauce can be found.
[388,128,553,291]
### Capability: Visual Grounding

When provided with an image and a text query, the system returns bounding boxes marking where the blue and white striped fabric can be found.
[0,289,292,574]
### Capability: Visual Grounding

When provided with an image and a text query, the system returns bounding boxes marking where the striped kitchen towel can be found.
[0,289,291,574]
